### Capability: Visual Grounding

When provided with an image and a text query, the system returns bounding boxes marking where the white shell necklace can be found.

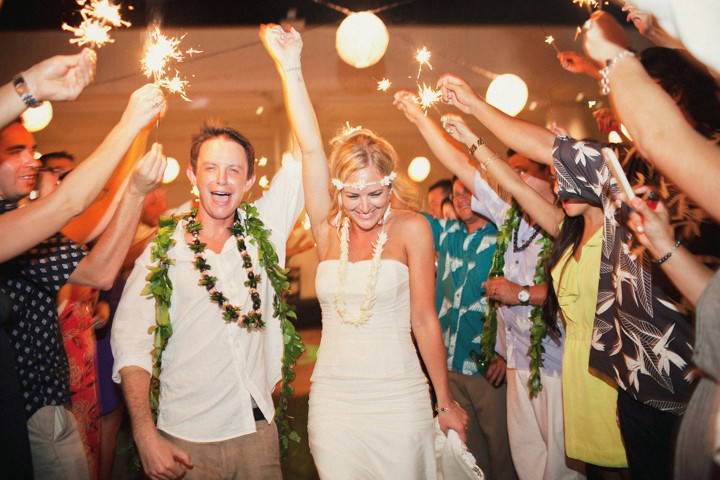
[333,207,391,326]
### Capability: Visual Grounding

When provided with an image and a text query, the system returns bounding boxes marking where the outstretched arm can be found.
[0,48,96,128]
[437,73,556,166]
[393,90,476,194]
[260,25,331,241]
[70,143,166,290]
[0,84,166,263]
[583,11,720,223]
[441,114,563,237]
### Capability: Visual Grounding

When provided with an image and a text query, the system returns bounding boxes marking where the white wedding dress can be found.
[309,259,437,479]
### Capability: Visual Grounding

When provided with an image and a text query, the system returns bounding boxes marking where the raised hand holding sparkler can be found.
[62,0,131,49]
[440,113,478,148]
[436,73,479,114]
[392,90,426,124]
[120,83,167,132]
[22,49,97,103]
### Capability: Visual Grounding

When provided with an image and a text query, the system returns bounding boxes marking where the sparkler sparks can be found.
[416,83,442,112]
[62,0,130,48]
[415,46,433,79]
[142,25,200,101]
[377,78,392,92]
[84,0,130,27]
[572,0,599,9]
[544,35,560,53]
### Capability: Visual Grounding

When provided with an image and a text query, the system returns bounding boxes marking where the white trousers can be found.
[506,369,585,480]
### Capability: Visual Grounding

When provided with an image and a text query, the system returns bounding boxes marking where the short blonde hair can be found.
[327,128,419,223]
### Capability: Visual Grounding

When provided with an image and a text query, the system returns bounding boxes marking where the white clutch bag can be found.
[434,418,485,480]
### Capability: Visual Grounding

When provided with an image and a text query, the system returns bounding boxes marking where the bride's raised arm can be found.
[260,24,331,239]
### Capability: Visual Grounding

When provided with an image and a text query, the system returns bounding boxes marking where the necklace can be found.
[480,201,552,398]
[512,220,541,252]
[334,216,389,326]
[185,208,263,329]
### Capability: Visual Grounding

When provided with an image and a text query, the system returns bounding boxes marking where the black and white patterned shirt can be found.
[0,200,87,417]
[552,136,695,414]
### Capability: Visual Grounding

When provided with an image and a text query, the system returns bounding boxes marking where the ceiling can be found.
[0,1,642,209]
[1,0,609,30]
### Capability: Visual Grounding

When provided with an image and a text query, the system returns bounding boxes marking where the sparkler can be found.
[415,46,433,79]
[62,0,130,48]
[416,83,442,113]
[377,78,392,92]
[544,35,560,54]
[571,0,599,9]
[141,25,200,102]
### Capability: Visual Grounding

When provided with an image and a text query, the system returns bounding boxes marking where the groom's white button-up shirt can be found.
[112,158,303,442]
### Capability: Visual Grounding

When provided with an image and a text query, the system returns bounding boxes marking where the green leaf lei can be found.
[479,201,552,397]
[141,202,304,455]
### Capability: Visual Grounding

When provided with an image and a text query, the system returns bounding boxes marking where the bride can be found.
[261,25,468,478]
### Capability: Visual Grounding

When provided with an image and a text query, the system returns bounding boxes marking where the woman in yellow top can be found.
[551,219,627,469]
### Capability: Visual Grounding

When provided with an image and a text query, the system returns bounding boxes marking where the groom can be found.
[112,124,303,479]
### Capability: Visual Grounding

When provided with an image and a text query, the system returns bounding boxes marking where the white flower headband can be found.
[331,171,397,191]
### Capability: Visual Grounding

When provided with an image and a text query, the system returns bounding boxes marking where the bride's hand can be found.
[437,401,469,443]
[259,23,303,71]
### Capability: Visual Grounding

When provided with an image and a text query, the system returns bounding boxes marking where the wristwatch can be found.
[517,286,530,306]
[13,74,41,109]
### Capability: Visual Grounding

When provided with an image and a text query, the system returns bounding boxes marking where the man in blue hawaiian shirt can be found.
[424,177,517,480]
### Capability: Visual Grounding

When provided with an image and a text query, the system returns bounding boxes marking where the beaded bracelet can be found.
[599,50,635,96]
[652,239,681,265]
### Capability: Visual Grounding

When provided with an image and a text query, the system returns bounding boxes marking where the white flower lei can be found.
[333,215,389,326]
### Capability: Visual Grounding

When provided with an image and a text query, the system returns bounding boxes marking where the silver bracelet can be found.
[599,50,635,96]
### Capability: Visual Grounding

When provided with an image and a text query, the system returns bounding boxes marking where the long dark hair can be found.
[640,47,720,138]
[543,215,585,338]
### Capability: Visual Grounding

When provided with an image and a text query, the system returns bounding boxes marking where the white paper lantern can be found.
[335,11,389,69]
[21,101,53,132]
[408,156,431,183]
[162,157,180,184]
[486,74,528,117]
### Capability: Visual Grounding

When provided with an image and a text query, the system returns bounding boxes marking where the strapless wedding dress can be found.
[309,259,437,479]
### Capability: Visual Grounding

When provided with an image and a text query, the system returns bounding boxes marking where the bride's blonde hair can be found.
[327,128,419,224]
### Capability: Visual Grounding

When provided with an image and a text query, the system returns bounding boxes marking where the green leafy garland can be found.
[141,203,304,455]
[479,201,552,397]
